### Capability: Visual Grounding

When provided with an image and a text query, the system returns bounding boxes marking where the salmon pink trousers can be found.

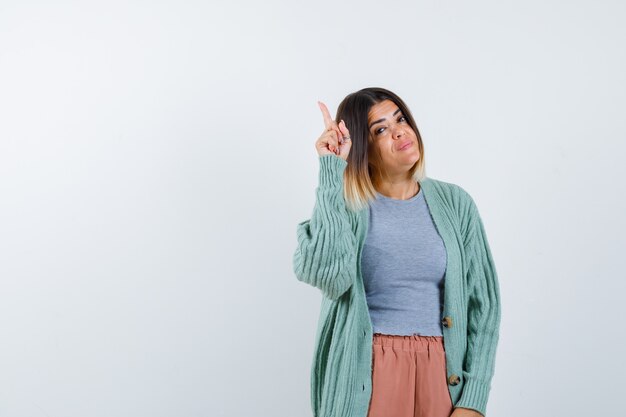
[366,333,455,417]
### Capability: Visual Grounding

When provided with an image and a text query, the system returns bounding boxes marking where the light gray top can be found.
[361,185,447,336]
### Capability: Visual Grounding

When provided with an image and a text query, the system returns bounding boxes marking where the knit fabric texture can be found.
[293,154,502,417]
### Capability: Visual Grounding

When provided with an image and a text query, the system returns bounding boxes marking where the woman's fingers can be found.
[337,120,352,158]
[318,101,334,130]
[318,101,342,152]
[326,129,339,153]
[316,101,351,159]
[338,119,350,142]
[318,101,342,137]
[315,129,339,156]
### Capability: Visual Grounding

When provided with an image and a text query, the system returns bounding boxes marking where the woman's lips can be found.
[397,141,412,151]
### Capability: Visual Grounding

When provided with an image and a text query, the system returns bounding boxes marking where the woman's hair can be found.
[335,87,426,213]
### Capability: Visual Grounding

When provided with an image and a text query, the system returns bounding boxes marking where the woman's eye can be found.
[375,116,406,135]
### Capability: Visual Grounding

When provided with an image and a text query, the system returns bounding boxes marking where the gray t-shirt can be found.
[361,186,447,336]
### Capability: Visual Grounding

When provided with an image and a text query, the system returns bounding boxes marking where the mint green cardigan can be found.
[293,155,502,417]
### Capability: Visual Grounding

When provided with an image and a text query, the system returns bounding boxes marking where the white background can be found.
[1,1,625,416]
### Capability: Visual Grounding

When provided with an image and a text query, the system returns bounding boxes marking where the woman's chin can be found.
[401,151,420,165]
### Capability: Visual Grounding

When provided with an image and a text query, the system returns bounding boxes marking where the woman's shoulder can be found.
[421,176,477,208]
[421,176,481,231]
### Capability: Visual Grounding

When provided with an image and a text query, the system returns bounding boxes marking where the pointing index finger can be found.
[318,101,334,130]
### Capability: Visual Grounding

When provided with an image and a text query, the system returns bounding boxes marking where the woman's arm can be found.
[292,154,357,301]
[455,200,502,417]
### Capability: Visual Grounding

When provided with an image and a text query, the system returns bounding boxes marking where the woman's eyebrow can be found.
[369,108,402,129]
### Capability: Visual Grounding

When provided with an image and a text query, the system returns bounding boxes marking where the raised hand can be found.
[315,101,352,161]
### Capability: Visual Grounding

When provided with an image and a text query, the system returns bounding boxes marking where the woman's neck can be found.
[375,178,420,200]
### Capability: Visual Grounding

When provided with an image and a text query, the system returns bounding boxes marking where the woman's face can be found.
[367,99,421,175]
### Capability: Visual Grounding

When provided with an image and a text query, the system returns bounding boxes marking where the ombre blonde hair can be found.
[335,87,427,213]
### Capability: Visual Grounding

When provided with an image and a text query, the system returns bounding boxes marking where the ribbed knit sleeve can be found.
[292,154,357,301]
[456,204,502,417]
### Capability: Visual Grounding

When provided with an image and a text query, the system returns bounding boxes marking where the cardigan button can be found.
[442,316,453,328]
[447,374,461,386]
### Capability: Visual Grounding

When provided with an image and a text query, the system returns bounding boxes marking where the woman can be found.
[293,87,501,417]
